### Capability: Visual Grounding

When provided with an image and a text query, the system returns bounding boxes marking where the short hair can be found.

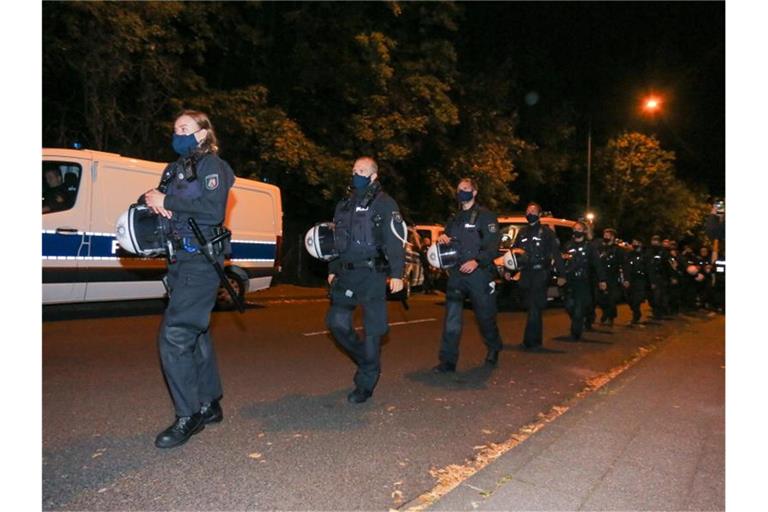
[458,177,478,191]
[354,156,378,175]
[526,202,542,214]
[603,228,617,236]
[574,221,587,231]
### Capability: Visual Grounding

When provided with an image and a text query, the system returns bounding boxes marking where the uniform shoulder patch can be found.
[204,174,220,191]
[392,211,403,224]
[488,223,498,233]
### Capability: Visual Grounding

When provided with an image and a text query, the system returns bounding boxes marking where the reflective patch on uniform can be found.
[204,174,219,190]
[488,223,498,233]
[489,281,496,294]
[345,289,354,298]
[392,211,403,223]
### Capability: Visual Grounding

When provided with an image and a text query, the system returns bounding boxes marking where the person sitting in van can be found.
[42,168,72,213]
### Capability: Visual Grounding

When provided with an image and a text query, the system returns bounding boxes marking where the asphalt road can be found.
[42,289,717,510]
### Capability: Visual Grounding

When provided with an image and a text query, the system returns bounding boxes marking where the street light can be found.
[642,95,663,114]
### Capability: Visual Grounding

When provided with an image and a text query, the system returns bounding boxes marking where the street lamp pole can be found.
[586,119,592,215]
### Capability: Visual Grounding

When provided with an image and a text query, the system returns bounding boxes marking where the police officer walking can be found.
[432,178,503,372]
[143,110,235,449]
[513,202,565,351]
[667,241,684,316]
[647,235,670,320]
[596,228,625,327]
[325,157,406,404]
[622,237,651,326]
[562,222,606,340]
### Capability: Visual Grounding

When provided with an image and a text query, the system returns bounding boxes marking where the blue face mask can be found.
[172,131,201,156]
[351,173,371,190]
[526,213,540,225]
[457,190,474,203]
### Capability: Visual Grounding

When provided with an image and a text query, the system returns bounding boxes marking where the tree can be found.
[595,131,709,239]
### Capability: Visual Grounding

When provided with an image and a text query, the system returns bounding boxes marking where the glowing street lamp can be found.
[642,95,663,114]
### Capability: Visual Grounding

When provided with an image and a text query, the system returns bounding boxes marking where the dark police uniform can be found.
[623,248,650,324]
[667,251,684,315]
[647,244,671,319]
[157,151,234,419]
[325,181,405,398]
[562,238,606,340]
[512,223,564,348]
[437,204,502,366]
[596,241,625,324]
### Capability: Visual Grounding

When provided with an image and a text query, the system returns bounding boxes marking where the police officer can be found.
[622,237,651,325]
[596,228,624,327]
[143,110,235,449]
[667,241,684,316]
[647,235,670,320]
[513,202,565,351]
[562,222,606,340]
[696,245,715,310]
[325,157,406,404]
[432,178,502,372]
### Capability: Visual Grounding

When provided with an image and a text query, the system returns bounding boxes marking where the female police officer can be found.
[143,110,235,448]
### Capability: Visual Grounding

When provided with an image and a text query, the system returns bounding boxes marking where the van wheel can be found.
[215,271,246,310]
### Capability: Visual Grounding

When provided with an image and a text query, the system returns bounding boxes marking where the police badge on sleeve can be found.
[488,223,498,233]
[204,174,220,191]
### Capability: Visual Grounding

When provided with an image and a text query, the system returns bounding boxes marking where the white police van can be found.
[42,148,282,307]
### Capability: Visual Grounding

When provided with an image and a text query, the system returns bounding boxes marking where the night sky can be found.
[462,1,724,195]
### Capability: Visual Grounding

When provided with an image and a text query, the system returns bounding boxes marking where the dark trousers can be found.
[565,278,592,339]
[158,252,223,417]
[326,268,388,393]
[520,269,551,347]
[649,280,669,318]
[625,278,647,322]
[597,279,622,321]
[668,280,682,315]
[439,267,502,364]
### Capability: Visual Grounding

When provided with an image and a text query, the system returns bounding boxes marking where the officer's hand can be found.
[327,274,335,285]
[144,189,172,219]
[557,277,567,287]
[437,234,451,244]
[623,281,631,289]
[459,259,478,273]
[389,278,404,293]
[599,281,608,291]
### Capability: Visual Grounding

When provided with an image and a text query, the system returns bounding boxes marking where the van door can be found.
[84,160,167,302]
[42,157,91,303]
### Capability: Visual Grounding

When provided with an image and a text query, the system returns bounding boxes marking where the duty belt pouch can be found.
[211,226,231,256]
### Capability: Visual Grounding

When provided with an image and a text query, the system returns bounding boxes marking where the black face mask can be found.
[526,213,540,225]
[573,231,586,240]
[603,237,613,244]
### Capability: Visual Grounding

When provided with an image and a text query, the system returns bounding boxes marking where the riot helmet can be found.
[427,241,460,269]
[115,204,172,257]
[304,222,339,261]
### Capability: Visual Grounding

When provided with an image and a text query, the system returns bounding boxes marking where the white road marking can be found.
[302,317,437,337]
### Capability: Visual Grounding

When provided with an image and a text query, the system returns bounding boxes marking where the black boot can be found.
[155,414,205,449]
[347,387,372,404]
[432,361,456,373]
[485,349,499,366]
[200,399,223,424]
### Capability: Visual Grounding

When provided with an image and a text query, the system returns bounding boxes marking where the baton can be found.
[188,218,246,313]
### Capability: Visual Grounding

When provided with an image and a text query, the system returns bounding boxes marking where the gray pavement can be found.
[429,315,724,511]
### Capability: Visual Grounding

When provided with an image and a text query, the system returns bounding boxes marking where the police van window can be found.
[43,162,81,214]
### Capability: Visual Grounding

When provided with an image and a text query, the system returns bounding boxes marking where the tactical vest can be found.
[565,243,590,280]
[166,170,205,237]
[449,206,482,263]
[519,225,548,268]
[600,244,621,277]
[626,253,647,278]
[333,192,384,260]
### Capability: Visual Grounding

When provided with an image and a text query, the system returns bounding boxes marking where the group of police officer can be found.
[138,108,722,450]
[315,161,725,408]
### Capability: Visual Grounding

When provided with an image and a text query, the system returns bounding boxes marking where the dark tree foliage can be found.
[42,1,719,280]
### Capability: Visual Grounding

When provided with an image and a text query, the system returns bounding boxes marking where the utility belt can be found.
[341,256,389,272]
[172,225,228,255]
